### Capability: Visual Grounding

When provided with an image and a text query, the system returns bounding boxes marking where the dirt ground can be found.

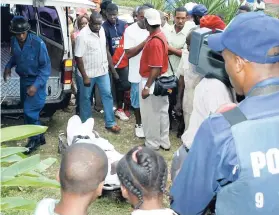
[1,106,181,215]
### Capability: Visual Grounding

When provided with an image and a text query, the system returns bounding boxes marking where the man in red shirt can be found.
[139,8,170,150]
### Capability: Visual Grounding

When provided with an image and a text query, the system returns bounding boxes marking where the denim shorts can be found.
[130,82,140,109]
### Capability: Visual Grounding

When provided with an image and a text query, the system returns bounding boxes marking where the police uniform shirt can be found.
[5,33,51,89]
[170,78,279,215]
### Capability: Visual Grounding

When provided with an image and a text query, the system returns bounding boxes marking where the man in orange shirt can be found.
[139,8,170,150]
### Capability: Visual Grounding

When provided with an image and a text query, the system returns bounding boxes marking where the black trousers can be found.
[115,67,129,108]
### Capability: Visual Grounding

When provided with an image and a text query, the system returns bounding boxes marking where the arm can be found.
[171,114,237,215]
[5,38,16,69]
[168,45,182,57]
[170,120,219,215]
[75,57,87,79]
[123,27,147,59]
[74,34,90,86]
[3,55,16,82]
[145,67,161,88]
[33,41,51,89]
[5,55,16,70]
[106,44,119,79]
[71,33,76,54]
[125,40,146,59]
[142,38,163,99]
[176,75,185,109]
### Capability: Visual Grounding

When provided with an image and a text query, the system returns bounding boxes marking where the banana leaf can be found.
[2,175,60,188]
[35,158,57,173]
[1,154,40,179]
[1,147,27,159]
[1,197,37,211]
[1,154,24,164]
[0,125,48,143]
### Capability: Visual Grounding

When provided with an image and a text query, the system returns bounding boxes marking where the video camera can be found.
[189,28,231,87]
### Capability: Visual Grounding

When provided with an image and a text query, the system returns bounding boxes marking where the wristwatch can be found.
[144,86,150,90]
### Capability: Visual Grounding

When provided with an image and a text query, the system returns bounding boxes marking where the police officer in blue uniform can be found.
[3,16,51,154]
[170,12,279,215]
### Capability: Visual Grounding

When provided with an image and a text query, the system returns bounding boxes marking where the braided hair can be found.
[116,146,168,209]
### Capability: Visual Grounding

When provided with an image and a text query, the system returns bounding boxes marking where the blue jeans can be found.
[130,83,140,109]
[77,73,116,127]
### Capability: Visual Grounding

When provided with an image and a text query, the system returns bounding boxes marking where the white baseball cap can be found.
[144,8,161,26]
[185,2,197,14]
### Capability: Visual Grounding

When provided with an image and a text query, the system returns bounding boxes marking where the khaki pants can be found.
[139,82,170,150]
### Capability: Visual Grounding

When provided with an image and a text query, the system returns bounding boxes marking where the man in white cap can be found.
[139,8,170,150]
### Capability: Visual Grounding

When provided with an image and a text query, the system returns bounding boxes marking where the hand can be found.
[174,102,183,116]
[112,71,119,80]
[83,76,91,87]
[3,68,11,82]
[27,85,37,97]
[215,103,237,113]
[142,88,150,99]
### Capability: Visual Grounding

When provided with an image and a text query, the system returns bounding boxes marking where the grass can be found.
[1,107,181,215]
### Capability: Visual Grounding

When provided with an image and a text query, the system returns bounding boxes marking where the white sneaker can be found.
[115,109,129,121]
[135,124,145,138]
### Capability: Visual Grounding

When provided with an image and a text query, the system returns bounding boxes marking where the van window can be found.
[37,7,62,44]
[27,6,37,32]
[17,5,36,32]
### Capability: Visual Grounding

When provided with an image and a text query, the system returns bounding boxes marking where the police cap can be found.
[10,16,30,34]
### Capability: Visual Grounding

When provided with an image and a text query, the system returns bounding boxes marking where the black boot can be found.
[24,139,41,155]
[40,135,46,145]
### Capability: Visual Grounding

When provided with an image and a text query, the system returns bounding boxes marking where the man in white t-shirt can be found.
[124,5,150,138]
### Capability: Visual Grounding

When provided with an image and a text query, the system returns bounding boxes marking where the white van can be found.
[1,0,95,117]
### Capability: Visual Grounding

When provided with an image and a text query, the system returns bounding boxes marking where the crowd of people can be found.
[3,0,279,214]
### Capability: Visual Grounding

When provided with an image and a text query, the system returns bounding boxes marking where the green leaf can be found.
[2,176,60,188]
[0,125,48,143]
[1,154,40,179]
[1,154,24,164]
[1,147,27,159]
[1,197,37,211]
[21,170,43,177]
[35,158,57,173]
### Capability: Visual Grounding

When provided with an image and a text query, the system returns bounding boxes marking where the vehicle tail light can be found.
[63,59,73,84]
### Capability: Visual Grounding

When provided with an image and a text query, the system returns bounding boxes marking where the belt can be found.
[20,74,37,78]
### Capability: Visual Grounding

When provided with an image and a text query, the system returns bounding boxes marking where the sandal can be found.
[106,125,121,133]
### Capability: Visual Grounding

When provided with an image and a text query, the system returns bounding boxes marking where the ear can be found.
[96,181,104,197]
[56,170,60,183]
[120,185,129,199]
[235,56,246,74]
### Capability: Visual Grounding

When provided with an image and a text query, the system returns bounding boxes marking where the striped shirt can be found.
[75,25,108,78]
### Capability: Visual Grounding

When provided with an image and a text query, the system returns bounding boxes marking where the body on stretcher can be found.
[58,115,123,191]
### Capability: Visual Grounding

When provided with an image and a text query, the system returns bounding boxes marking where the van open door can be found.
[0,0,96,8]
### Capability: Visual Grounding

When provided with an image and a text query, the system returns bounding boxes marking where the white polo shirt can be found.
[75,25,108,78]
[181,78,235,149]
[164,21,196,77]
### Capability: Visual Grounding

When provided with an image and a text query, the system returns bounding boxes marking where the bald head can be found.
[90,11,102,20]
[59,143,108,195]
[89,11,102,33]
